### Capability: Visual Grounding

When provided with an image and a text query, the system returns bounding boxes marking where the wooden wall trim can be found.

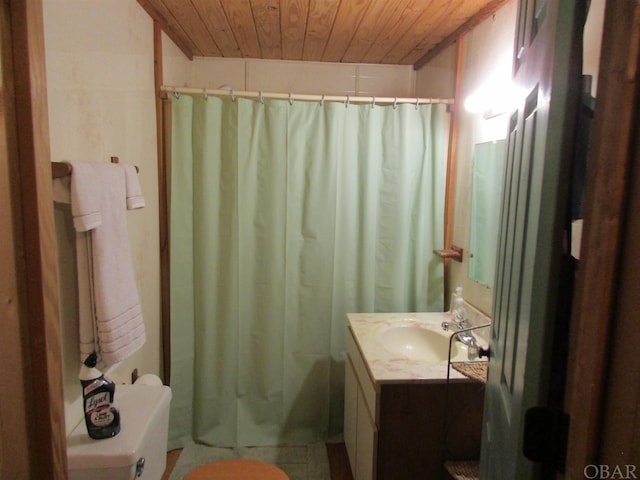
[598,91,640,470]
[4,0,66,478]
[443,39,464,305]
[137,0,194,60]
[0,2,33,476]
[564,0,640,476]
[154,21,171,384]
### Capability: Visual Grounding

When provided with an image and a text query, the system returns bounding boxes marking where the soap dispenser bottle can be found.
[79,352,121,439]
[452,286,467,326]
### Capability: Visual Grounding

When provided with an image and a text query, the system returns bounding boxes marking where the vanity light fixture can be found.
[465,79,525,119]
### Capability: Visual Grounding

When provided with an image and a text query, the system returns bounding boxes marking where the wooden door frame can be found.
[564,0,640,477]
[0,0,66,478]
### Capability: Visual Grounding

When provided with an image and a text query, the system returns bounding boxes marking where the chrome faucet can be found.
[445,322,492,360]
[440,305,469,331]
[442,286,469,331]
[442,287,491,359]
[455,328,478,348]
[443,316,477,347]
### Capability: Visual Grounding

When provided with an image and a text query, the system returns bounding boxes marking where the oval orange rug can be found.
[186,459,289,480]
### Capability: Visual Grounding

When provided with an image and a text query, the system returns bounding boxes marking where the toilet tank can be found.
[67,384,172,480]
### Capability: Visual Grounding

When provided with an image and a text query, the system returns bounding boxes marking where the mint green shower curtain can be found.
[168,95,447,449]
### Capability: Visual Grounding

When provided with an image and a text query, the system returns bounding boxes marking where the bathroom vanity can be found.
[344,312,488,480]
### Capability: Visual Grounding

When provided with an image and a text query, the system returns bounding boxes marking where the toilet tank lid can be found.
[67,384,172,470]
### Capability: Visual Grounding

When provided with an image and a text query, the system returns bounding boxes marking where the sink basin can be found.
[380,326,458,363]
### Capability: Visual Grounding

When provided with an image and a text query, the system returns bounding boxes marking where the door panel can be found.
[480,0,583,477]
[502,86,537,401]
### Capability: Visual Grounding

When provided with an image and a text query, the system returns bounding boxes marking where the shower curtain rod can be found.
[161,85,454,106]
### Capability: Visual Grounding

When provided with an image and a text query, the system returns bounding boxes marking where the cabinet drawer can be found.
[347,327,378,425]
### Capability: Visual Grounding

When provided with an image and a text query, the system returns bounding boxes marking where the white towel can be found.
[90,163,146,365]
[52,161,103,231]
[123,164,146,210]
[54,161,146,367]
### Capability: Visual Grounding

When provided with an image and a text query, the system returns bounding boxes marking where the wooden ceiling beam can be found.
[251,0,283,60]
[281,0,309,60]
[321,0,370,62]
[191,0,242,58]
[221,0,262,59]
[341,0,406,64]
[302,0,340,61]
[360,0,429,64]
[136,0,195,60]
[137,0,510,67]
[412,0,512,70]
[400,0,479,65]
[162,0,222,57]
[382,0,466,65]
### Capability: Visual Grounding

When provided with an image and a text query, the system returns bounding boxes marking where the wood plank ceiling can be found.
[137,0,511,69]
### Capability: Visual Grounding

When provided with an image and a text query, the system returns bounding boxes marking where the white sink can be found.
[380,326,458,363]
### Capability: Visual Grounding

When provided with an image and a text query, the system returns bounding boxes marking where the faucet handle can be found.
[468,344,490,361]
[441,321,451,331]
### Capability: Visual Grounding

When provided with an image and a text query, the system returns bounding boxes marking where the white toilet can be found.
[67,384,172,480]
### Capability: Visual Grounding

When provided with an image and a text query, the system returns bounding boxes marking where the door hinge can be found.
[523,407,569,473]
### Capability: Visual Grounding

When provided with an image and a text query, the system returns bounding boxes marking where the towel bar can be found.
[51,157,139,178]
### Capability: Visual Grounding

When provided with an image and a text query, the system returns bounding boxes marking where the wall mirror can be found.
[469,139,507,288]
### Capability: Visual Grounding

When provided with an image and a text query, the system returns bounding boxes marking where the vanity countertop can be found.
[347,311,490,385]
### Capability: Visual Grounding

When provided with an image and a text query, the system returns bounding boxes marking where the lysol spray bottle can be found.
[79,352,121,439]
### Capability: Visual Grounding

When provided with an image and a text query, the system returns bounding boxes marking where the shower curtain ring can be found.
[345,95,350,108]
[393,97,398,110]
[203,88,208,100]
[371,96,376,109]
[231,89,236,102]
[259,91,264,104]
[415,98,420,110]
[173,91,180,100]
[320,95,325,107]
[289,92,294,105]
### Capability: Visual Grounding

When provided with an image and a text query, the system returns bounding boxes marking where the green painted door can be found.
[480,0,583,478]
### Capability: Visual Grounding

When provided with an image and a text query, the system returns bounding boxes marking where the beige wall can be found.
[449,0,518,315]
[420,0,605,315]
[43,0,161,434]
[415,45,456,99]
[42,0,420,438]
[163,35,416,98]
[416,0,519,315]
